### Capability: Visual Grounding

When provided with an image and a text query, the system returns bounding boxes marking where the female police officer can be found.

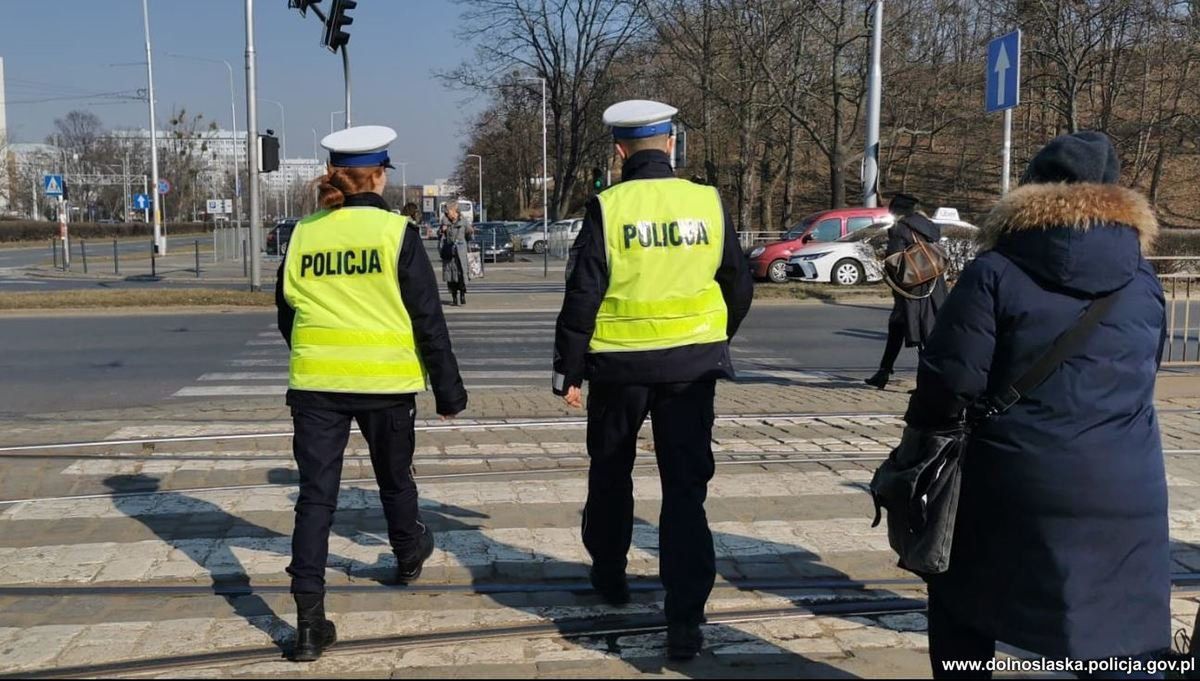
[275,125,467,662]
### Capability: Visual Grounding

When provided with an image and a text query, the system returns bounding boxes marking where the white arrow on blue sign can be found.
[986,30,1021,113]
[132,194,151,210]
[43,175,64,197]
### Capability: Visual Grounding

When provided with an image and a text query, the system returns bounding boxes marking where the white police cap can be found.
[602,100,678,139]
[320,125,397,168]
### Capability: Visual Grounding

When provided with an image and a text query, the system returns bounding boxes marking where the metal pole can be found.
[862,0,883,208]
[150,240,157,278]
[59,196,70,270]
[1001,108,1013,195]
[330,110,344,134]
[467,154,482,222]
[81,239,88,274]
[262,99,288,218]
[113,239,119,275]
[51,239,57,269]
[245,0,262,291]
[195,239,201,278]
[226,60,243,263]
[541,77,548,278]
[400,162,407,207]
[342,48,351,127]
[122,152,130,223]
[142,0,165,254]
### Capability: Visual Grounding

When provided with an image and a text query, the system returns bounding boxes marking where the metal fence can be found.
[1150,257,1200,366]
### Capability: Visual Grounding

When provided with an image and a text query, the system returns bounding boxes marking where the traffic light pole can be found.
[342,47,352,127]
[244,0,263,291]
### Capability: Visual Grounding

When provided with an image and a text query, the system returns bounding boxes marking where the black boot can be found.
[448,291,458,307]
[291,594,337,662]
[459,290,466,306]
[666,621,703,661]
[589,566,631,606]
[394,529,435,585]
[864,368,891,390]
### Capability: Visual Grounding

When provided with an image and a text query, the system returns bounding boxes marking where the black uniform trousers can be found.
[287,398,423,594]
[582,380,717,626]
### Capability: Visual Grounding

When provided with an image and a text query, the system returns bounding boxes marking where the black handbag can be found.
[438,236,457,262]
[870,288,1120,576]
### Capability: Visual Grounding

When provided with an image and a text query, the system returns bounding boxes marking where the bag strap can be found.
[978,289,1120,417]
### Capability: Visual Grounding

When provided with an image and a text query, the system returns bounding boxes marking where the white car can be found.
[517,218,582,254]
[786,209,977,286]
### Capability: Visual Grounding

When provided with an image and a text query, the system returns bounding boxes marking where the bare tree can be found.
[445,0,650,219]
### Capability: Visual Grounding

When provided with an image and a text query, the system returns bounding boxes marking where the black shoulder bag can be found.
[869,289,1120,576]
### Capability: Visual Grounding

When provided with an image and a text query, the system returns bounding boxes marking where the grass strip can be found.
[0,289,273,310]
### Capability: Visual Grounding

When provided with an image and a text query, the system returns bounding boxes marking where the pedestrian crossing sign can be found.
[43,174,64,197]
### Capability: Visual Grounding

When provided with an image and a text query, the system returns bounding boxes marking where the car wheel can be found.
[767,259,788,284]
[533,240,546,254]
[832,259,865,286]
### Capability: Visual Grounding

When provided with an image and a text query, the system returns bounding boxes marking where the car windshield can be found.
[783,216,818,240]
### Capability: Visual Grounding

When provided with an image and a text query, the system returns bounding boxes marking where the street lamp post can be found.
[141,0,166,254]
[862,0,883,208]
[262,98,289,218]
[167,54,243,260]
[397,162,408,207]
[330,110,345,135]
[466,154,483,222]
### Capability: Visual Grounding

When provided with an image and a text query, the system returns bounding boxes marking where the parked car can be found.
[266,219,297,256]
[747,207,893,283]
[471,222,515,263]
[516,218,582,254]
[784,208,978,286]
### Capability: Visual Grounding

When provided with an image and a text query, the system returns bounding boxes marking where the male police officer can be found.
[277,125,466,661]
[553,100,754,660]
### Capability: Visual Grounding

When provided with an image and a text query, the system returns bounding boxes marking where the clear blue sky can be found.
[0,0,483,183]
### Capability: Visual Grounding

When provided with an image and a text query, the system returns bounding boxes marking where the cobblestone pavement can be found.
[3,381,1200,677]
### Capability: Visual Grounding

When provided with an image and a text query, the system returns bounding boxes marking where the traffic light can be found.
[287,0,319,16]
[322,0,357,53]
[591,167,603,192]
[258,134,280,173]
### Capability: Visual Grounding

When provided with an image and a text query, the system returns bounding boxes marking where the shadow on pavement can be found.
[329,483,903,677]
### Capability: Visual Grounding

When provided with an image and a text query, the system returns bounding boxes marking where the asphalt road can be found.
[0,303,908,416]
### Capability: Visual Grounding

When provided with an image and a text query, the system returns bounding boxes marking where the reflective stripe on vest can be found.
[590,178,728,353]
[283,207,428,393]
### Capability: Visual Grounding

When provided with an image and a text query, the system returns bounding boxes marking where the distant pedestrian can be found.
[864,193,947,390]
[401,201,420,224]
[905,131,1168,678]
[553,99,754,661]
[438,203,472,306]
[276,126,467,662]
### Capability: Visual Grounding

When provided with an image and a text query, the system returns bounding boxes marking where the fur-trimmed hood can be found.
[979,183,1158,253]
[979,183,1158,297]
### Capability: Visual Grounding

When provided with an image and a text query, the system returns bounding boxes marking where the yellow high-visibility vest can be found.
[590,178,728,352]
[283,207,428,393]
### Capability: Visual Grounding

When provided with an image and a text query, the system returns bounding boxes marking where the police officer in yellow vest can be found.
[553,100,753,660]
[276,125,467,662]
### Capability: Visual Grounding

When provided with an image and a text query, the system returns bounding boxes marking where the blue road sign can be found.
[158,179,172,195]
[986,30,1021,113]
[133,194,151,211]
[43,174,64,197]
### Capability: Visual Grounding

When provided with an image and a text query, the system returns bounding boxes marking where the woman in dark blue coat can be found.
[905,132,1169,677]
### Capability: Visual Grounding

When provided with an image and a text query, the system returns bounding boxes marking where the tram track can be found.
[3,597,929,680]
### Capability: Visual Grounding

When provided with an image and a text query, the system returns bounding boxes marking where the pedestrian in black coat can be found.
[905,131,1169,678]
[865,194,947,390]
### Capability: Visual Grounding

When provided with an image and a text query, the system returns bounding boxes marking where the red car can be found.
[748,207,892,282]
